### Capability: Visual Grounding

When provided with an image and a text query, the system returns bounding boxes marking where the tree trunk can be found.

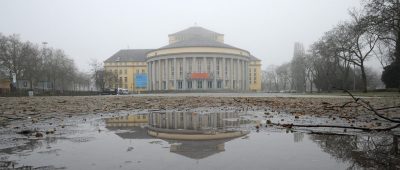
[360,64,368,93]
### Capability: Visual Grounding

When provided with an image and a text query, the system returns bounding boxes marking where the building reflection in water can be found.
[169,139,231,160]
[105,114,151,139]
[310,134,400,169]
[105,114,234,160]
[148,111,240,131]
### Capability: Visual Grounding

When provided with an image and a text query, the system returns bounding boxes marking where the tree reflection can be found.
[310,133,399,169]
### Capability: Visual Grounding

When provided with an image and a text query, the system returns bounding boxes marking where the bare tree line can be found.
[262,0,400,93]
[0,34,91,93]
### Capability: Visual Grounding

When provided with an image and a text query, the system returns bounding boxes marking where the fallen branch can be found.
[342,89,400,123]
[271,123,400,131]
[269,90,400,132]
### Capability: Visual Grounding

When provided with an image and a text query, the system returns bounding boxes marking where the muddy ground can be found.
[1,95,399,128]
[0,94,399,169]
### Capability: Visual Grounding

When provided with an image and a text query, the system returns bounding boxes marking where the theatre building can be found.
[104,26,262,92]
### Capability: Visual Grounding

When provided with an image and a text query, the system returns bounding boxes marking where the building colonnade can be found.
[147,54,250,91]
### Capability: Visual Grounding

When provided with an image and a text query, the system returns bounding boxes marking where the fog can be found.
[0,0,363,71]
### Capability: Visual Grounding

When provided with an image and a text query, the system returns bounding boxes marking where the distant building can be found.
[104,26,262,92]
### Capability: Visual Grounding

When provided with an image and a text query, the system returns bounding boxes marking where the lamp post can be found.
[116,57,120,89]
[41,42,48,92]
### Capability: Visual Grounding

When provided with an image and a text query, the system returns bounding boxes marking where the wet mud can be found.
[0,95,399,169]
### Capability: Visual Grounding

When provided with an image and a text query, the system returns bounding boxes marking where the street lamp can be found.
[116,57,120,89]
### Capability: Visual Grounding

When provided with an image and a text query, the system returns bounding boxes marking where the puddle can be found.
[0,110,399,170]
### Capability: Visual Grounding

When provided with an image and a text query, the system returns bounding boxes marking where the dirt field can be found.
[1,94,399,126]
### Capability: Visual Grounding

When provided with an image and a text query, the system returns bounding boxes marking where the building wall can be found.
[104,61,147,92]
[249,60,262,91]
[147,47,250,58]
[105,58,262,92]
[146,52,251,91]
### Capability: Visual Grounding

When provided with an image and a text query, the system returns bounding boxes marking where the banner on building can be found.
[135,74,147,88]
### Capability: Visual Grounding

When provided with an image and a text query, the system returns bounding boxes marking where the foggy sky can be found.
[0,0,365,72]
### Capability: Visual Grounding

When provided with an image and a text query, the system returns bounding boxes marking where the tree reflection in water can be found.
[310,133,400,169]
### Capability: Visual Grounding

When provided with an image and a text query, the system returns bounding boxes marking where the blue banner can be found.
[135,74,148,88]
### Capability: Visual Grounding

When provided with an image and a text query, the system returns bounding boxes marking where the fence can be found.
[0,89,100,97]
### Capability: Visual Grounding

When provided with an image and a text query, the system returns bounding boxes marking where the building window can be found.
[124,69,127,74]
[187,81,192,89]
[216,59,220,76]
[207,81,212,88]
[207,59,211,73]
[162,81,166,90]
[124,84,128,89]
[217,81,222,88]
[119,70,122,74]
[197,59,202,72]
[225,60,228,77]
[197,80,202,89]
[188,59,192,73]
[171,63,174,77]
[177,81,183,89]
[124,77,127,82]
[142,69,145,73]
[179,62,183,77]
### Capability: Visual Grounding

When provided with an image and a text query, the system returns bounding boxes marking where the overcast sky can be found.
[1,0,366,72]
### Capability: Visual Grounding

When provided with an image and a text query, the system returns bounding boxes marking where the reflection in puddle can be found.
[0,113,399,170]
[169,140,228,160]
[310,133,400,169]
[148,111,240,131]
[147,111,248,140]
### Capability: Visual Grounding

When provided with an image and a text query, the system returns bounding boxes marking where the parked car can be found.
[101,88,116,95]
[116,88,129,95]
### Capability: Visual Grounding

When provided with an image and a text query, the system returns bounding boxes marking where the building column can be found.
[222,57,225,89]
[237,59,240,91]
[242,60,245,90]
[183,57,187,90]
[158,60,161,90]
[213,57,217,89]
[238,60,242,90]
[174,57,177,90]
[243,60,247,91]
[203,57,206,89]
[151,61,157,90]
[166,59,169,90]
[193,57,197,90]
[146,62,151,91]
[245,61,248,90]
[230,58,233,90]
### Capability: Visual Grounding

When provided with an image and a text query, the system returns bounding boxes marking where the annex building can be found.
[104,26,261,92]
